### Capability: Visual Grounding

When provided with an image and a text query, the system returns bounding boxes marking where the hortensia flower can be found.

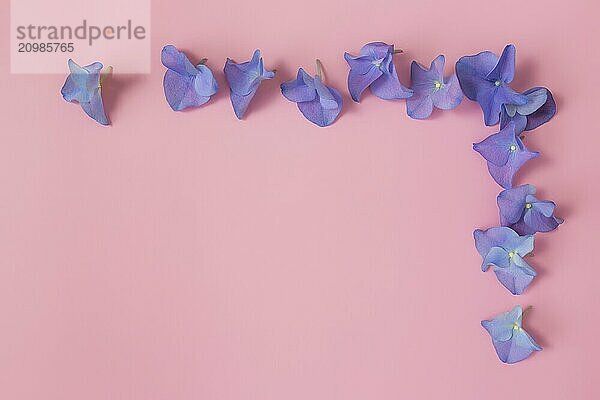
[161,45,219,111]
[344,42,413,102]
[406,55,462,119]
[280,60,343,127]
[224,49,275,119]
[474,227,536,295]
[500,87,556,134]
[497,184,563,235]
[473,121,539,189]
[456,44,527,126]
[60,59,110,126]
[482,305,542,364]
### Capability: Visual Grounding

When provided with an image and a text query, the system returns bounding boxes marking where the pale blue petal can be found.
[194,65,219,97]
[502,234,534,256]
[483,246,510,271]
[481,305,522,342]
[493,266,535,295]
[80,88,109,125]
[516,88,548,116]
[473,227,519,257]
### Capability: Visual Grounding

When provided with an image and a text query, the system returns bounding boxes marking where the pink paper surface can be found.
[1,0,599,399]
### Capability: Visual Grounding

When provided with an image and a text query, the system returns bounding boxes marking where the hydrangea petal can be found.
[486,44,516,83]
[314,76,340,110]
[406,94,434,119]
[344,53,377,75]
[478,85,528,126]
[80,88,109,125]
[473,122,539,189]
[230,91,257,120]
[500,110,528,134]
[61,73,85,103]
[502,235,534,256]
[359,42,394,59]
[487,144,539,189]
[499,185,563,234]
[524,88,557,131]
[61,59,109,126]
[369,62,413,100]
[456,46,527,126]
[523,208,562,233]
[493,265,535,295]
[431,73,463,110]
[482,305,542,364]
[62,59,102,103]
[296,84,343,127]
[500,87,557,133]
[491,328,541,364]
[474,228,536,292]
[481,306,523,342]
[161,45,198,76]
[498,184,536,226]
[161,45,219,111]
[224,49,275,119]
[407,55,462,119]
[531,199,556,217]
[473,123,519,166]
[163,70,211,111]
[516,88,548,115]
[281,68,317,103]
[483,246,511,271]
[194,65,219,97]
[473,227,519,257]
[455,50,498,100]
[282,67,343,127]
[512,253,537,276]
[224,50,263,96]
[525,90,556,131]
[344,53,383,101]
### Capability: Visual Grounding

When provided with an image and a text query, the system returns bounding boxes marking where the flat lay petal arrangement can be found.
[60,42,561,364]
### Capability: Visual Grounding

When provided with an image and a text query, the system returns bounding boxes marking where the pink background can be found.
[1,0,599,399]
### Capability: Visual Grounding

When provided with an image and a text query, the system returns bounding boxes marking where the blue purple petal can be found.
[473,226,519,257]
[456,45,528,126]
[161,45,219,111]
[345,42,412,102]
[407,55,462,119]
[224,49,275,119]
[370,61,413,100]
[280,68,317,103]
[500,87,557,133]
[486,44,516,84]
[498,185,563,234]
[474,122,539,188]
[282,69,343,127]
